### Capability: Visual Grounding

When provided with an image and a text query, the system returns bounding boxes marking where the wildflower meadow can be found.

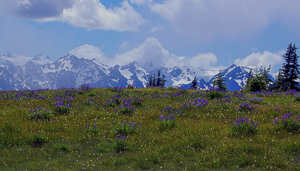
[0,86,300,170]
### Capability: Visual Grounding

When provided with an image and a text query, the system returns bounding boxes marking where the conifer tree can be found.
[161,74,167,88]
[212,71,227,91]
[152,74,156,87]
[156,70,161,87]
[273,69,287,91]
[245,66,271,92]
[261,65,273,88]
[264,65,273,85]
[190,76,198,89]
[282,43,300,90]
[148,75,153,87]
[246,68,253,85]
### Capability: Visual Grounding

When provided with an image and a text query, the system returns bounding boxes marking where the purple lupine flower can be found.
[240,116,244,123]
[94,124,96,128]
[160,115,164,121]
[245,117,249,123]
[87,126,89,129]
[123,120,126,126]
[236,119,240,127]
[139,125,141,129]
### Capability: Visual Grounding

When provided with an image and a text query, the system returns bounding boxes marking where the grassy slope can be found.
[0,87,299,170]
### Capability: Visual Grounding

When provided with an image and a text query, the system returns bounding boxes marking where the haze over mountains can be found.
[0,52,268,91]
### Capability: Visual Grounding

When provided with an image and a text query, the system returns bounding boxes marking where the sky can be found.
[0,0,300,75]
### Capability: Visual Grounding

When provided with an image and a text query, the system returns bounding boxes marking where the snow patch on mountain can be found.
[92,59,110,75]
[119,68,133,80]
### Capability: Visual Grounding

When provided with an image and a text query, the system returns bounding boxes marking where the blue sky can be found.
[0,0,300,74]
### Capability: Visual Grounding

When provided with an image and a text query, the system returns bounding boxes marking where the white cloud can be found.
[0,0,145,31]
[182,53,217,68]
[16,0,32,7]
[70,37,221,70]
[114,37,169,67]
[44,0,145,31]
[234,50,285,69]
[112,37,220,69]
[148,0,300,40]
[69,44,108,62]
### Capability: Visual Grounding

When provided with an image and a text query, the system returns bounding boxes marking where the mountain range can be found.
[0,52,269,91]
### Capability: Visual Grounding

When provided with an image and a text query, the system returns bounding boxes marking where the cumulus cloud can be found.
[110,37,219,69]
[149,0,300,40]
[234,50,285,69]
[16,0,32,7]
[0,0,145,31]
[69,37,220,70]
[69,44,108,62]
[178,53,218,69]
[114,37,169,67]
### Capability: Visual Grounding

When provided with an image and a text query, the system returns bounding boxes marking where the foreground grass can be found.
[0,87,300,170]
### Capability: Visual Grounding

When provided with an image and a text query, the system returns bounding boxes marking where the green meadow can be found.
[0,87,300,170]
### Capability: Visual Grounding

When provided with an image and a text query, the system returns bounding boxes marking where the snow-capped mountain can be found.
[0,52,37,66]
[147,65,218,88]
[31,54,53,65]
[0,52,265,91]
[208,64,251,91]
[177,64,275,91]
[0,53,151,90]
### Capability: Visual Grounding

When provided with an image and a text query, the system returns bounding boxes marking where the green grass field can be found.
[0,87,300,170]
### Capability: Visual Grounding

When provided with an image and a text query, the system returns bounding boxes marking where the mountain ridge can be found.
[0,52,271,91]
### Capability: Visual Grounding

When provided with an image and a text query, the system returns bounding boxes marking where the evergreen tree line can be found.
[245,42,300,92]
[210,42,300,92]
[148,42,300,92]
[147,70,167,87]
